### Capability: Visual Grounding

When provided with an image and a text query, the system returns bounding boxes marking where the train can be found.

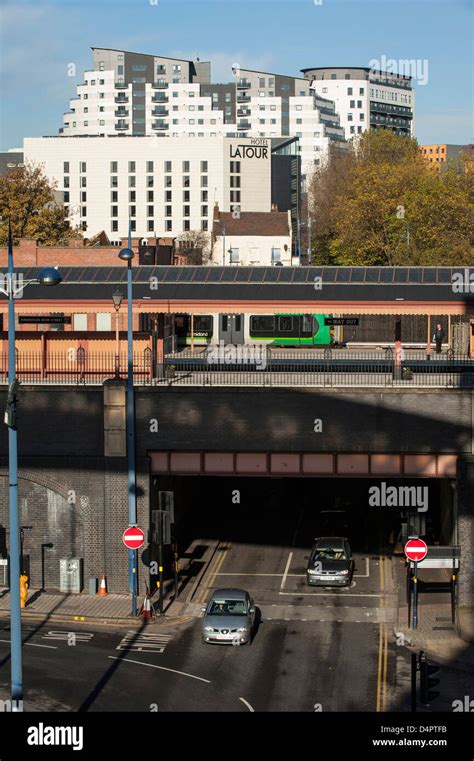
[174,313,334,347]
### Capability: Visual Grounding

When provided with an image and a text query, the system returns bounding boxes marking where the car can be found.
[201,588,256,645]
[306,537,354,587]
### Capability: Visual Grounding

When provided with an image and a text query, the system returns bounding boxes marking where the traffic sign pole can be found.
[412,560,418,629]
[122,527,145,616]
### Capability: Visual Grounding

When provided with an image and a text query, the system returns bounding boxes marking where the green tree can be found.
[310,130,474,265]
[0,162,81,246]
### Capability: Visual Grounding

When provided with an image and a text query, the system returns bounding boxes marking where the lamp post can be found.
[1,223,62,709]
[118,231,137,616]
[112,289,123,376]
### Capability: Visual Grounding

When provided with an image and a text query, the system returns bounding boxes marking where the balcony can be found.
[237,80,251,89]
[152,81,168,89]
[237,95,251,103]
[237,108,250,117]
[115,82,128,89]
[115,123,129,130]
[115,109,129,117]
[115,95,129,103]
[152,122,169,130]
[152,94,168,103]
[152,108,168,116]
[237,121,251,130]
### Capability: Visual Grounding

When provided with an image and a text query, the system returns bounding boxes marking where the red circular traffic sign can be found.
[122,527,145,550]
[404,538,428,562]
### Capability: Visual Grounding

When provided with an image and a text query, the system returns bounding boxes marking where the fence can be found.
[0,347,472,388]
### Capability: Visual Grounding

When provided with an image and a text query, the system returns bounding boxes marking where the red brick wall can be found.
[0,239,142,268]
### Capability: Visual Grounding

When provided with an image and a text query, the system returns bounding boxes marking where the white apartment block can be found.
[24,136,272,242]
[302,67,415,141]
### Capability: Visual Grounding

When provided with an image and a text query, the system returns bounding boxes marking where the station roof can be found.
[3,266,473,315]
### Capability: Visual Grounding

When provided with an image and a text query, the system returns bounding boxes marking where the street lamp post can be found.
[1,223,62,710]
[118,231,137,616]
[112,289,123,377]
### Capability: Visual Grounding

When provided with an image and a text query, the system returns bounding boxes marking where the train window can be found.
[235,315,241,331]
[221,315,228,332]
[278,316,293,332]
[301,315,313,335]
[194,316,212,334]
[250,315,275,333]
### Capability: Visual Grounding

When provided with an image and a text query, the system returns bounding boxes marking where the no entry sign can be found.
[404,538,428,562]
[122,527,145,550]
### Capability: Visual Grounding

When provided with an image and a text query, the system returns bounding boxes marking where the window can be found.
[81,221,87,231]
[81,191,87,202]
[201,190,208,202]
[80,162,86,172]
[73,313,87,331]
[347,114,353,121]
[90,79,96,86]
[63,191,70,203]
[296,118,302,124]
[147,205,154,217]
[201,161,208,172]
[96,313,112,331]
[63,161,70,173]
[165,206,172,217]
[259,119,265,125]
[357,100,362,108]
[165,175,172,187]
[99,61,105,71]
[350,100,355,108]
[147,191,154,202]
[183,205,190,217]
[359,87,364,95]
[270,105,276,111]
[188,105,195,112]
[110,161,118,173]
[63,176,70,188]
[201,220,208,231]
[183,175,190,187]
[129,191,136,202]
[270,119,276,124]
[271,247,281,263]
[111,190,118,202]
[230,176,240,188]
[128,161,136,173]
[172,64,181,73]
[201,205,208,217]
[259,77,265,88]
[212,93,218,102]
[279,315,293,331]
[99,106,105,112]
[132,64,147,71]
[225,92,231,102]
[322,87,327,93]
[347,88,353,95]
[183,190,190,202]
[189,119,195,125]
[295,105,302,111]
[117,65,124,75]
[350,125,355,134]
[165,190,172,202]
[345,73,351,80]
[129,205,136,217]
[198,119,204,125]
[165,161,172,172]
[360,112,364,120]
[251,315,275,333]
[230,191,240,203]
[147,176,154,187]
[111,205,118,217]
[198,105,204,111]
[183,220,190,231]
[165,220,172,232]
[147,220,154,232]
[201,176,208,187]
[81,177,87,187]
[230,161,240,173]
[81,207,87,217]
[357,126,363,133]
[129,176,136,188]
[330,73,336,80]
[132,77,146,84]
[111,176,118,187]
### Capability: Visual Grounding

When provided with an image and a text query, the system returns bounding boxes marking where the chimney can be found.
[213,201,220,221]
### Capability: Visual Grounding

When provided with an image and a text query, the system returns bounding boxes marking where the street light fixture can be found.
[112,289,124,376]
[0,223,62,710]
[118,233,137,616]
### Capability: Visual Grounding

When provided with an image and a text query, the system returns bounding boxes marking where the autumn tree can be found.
[310,130,474,265]
[176,229,211,264]
[0,162,81,246]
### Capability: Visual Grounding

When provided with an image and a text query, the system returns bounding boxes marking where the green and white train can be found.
[175,313,334,347]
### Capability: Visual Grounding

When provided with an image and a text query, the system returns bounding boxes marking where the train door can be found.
[219,314,244,345]
[471,321,474,357]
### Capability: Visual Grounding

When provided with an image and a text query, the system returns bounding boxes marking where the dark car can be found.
[306,537,354,587]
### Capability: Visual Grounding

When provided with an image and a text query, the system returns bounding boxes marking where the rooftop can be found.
[213,211,290,237]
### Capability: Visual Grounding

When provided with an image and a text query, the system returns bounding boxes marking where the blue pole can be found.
[126,227,137,616]
[7,224,23,707]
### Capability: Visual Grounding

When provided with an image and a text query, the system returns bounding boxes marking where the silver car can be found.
[201,588,256,645]
[306,537,354,587]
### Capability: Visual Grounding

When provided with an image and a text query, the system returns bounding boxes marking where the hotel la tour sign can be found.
[229,138,269,159]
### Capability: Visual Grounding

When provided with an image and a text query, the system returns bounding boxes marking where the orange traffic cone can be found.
[142,591,153,621]
[98,575,108,597]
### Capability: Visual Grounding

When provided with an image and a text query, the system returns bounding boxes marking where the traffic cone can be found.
[98,575,108,597]
[142,591,153,621]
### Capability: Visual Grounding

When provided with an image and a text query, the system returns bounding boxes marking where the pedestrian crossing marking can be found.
[116,631,172,654]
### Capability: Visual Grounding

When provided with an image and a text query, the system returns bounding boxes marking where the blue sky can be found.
[0,0,472,150]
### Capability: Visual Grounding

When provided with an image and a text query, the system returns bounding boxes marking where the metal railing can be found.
[0,348,472,387]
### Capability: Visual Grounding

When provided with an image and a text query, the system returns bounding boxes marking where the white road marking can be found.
[116,631,172,654]
[280,552,293,591]
[354,558,370,578]
[0,638,57,650]
[43,631,94,643]
[279,591,382,598]
[108,656,210,683]
[239,697,255,712]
